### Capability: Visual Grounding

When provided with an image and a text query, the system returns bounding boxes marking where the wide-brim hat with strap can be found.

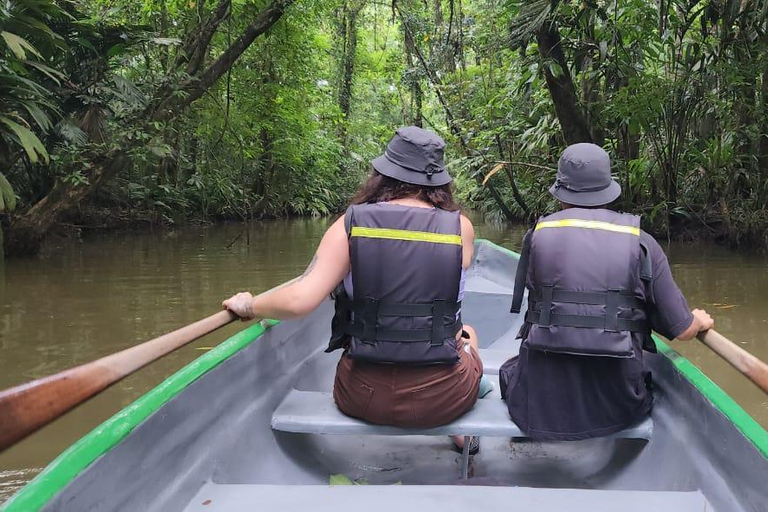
[371,126,452,187]
[549,143,621,207]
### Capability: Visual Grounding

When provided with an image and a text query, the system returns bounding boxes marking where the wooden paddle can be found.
[0,309,238,454]
[697,329,768,396]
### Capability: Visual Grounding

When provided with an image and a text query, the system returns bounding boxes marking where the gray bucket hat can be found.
[371,126,452,187]
[549,143,621,207]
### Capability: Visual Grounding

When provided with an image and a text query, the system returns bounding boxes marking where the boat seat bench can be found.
[271,390,653,440]
[477,348,512,375]
[272,389,652,479]
[273,348,653,479]
[183,484,709,512]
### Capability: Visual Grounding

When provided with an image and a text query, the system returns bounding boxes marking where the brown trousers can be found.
[333,345,483,428]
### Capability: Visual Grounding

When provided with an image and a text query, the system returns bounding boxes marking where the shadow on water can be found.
[0,215,766,501]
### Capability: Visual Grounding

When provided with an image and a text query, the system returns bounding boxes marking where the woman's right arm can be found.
[460,214,475,269]
[223,217,350,320]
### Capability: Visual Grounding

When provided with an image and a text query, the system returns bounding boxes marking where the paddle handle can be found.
[696,329,768,396]
[0,310,237,453]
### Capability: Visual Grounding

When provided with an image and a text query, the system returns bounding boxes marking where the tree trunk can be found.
[536,21,593,145]
[403,19,423,126]
[337,1,362,147]
[444,0,457,73]
[5,153,128,256]
[4,0,294,257]
[495,134,531,218]
[758,57,768,181]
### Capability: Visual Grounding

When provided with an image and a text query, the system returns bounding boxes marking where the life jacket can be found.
[327,203,463,365]
[510,208,652,358]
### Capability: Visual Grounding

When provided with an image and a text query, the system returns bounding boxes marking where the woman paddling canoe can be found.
[223,126,488,453]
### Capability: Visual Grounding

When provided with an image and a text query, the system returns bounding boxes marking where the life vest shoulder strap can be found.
[510,228,532,314]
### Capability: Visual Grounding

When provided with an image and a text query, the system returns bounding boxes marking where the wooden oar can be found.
[697,329,768,396]
[0,309,238,454]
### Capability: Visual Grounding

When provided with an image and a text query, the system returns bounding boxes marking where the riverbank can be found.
[7,199,767,261]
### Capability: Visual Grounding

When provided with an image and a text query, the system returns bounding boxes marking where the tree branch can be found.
[183,0,232,76]
[495,134,531,218]
[154,0,295,121]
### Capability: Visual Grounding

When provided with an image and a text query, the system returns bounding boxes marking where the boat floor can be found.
[183,484,710,512]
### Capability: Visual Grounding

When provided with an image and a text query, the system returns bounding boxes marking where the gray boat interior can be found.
[41,241,768,512]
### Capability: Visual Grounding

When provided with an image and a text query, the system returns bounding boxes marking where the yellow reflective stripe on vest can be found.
[350,226,462,245]
[534,219,640,236]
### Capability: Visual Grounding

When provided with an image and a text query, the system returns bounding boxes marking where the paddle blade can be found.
[0,365,115,453]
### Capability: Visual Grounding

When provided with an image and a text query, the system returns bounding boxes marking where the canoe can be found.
[3,239,768,512]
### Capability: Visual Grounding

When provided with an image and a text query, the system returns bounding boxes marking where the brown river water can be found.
[1,216,767,502]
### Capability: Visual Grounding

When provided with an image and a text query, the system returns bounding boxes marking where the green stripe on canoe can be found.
[1,319,280,512]
[653,336,768,460]
[4,239,768,511]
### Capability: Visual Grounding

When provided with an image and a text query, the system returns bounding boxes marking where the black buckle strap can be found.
[510,229,532,314]
[349,300,460,318]
[639,240,653,282]
[530,289,645,310]
[339,297,462,344]
[605,289,619,332]
[538,285,553,327]
[525,310,648,333]
[346,320,461,342]
[431,300,446,346]
[362,298,379,343]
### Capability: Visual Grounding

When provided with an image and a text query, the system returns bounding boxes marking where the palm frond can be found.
[55,119,88,146]
[112,75,148,108]
[509,0,555,46]
[0,115,49,163]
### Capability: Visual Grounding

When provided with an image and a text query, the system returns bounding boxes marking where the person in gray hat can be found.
[499,142,714,440]
[223,126,490,454]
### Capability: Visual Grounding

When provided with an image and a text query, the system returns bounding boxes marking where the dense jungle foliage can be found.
[2,0,768,256]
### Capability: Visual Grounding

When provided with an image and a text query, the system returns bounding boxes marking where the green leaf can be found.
[0,172,17,212]
[77,37,96,52]
[148,144,172,158]
[106,43,128,58]
[25,60,64,85]
[20,101,53,132]
[329,474,355,485]
[1,31,43,60]
[545,60,563,78]
[0,116,49,163]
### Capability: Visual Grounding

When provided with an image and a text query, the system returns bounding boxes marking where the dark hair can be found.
[350,170,460,211]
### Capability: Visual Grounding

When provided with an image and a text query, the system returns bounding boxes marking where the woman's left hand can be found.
[222,292,256,320]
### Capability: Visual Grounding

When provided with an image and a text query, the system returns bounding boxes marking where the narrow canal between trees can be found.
[1,216,767,502]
